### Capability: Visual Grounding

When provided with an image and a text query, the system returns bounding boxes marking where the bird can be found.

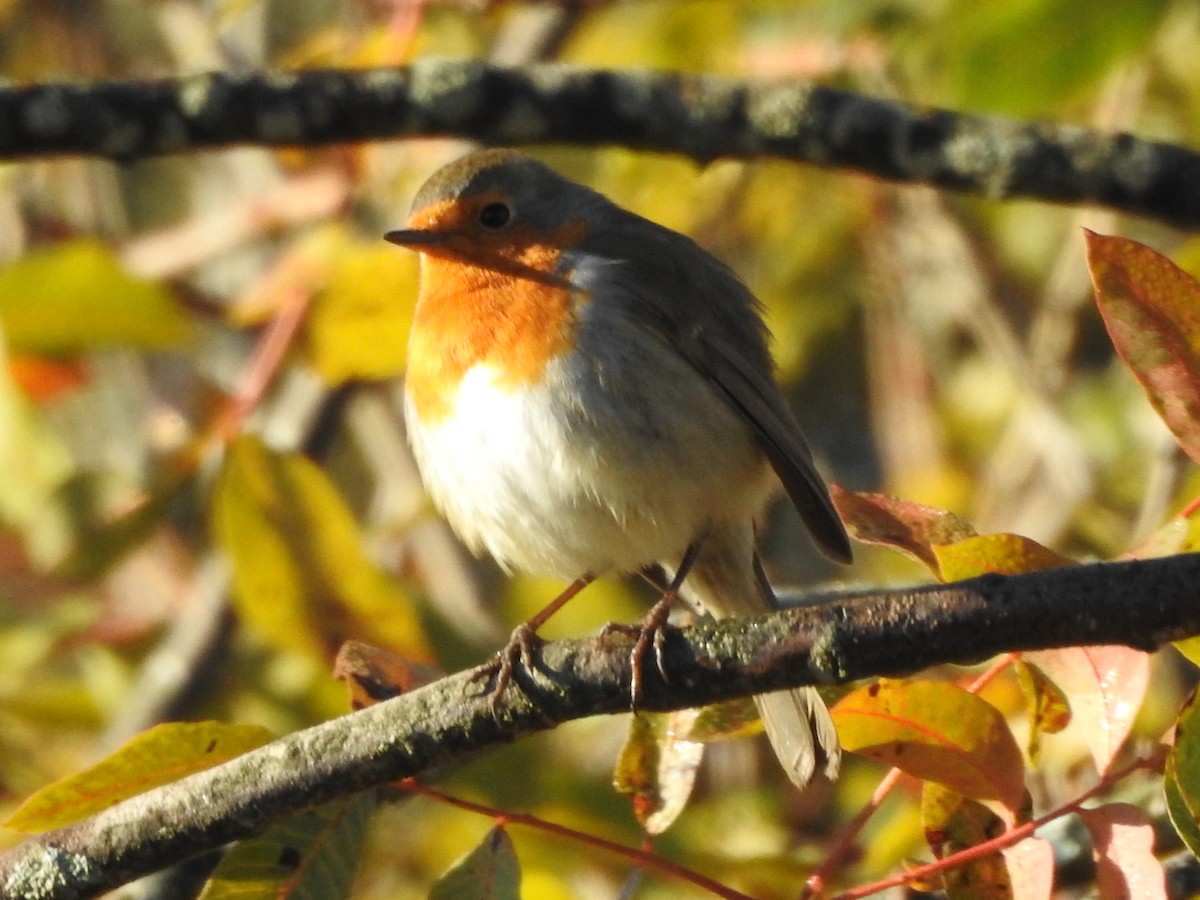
[386,148,852,788]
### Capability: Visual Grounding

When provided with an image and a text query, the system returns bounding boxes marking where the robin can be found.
[386,149,852,788]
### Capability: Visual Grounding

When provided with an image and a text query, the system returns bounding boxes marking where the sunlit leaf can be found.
[1085,231,1200,465]
[1001,837,1055,900]
[212,436,430,662]
[333,640,442,710]
[1076,804,1166,900]
[1027,646,1149,774]
[429,826,520,900]
[198,792,376,900]
[832,680,1026,809]
[921,782,1011,899]
[1165,758,1200,860]
[1175,637,1200,669]
[614,711,703,835]
[829,487,976,575]
[1012,658,1071,763]
[0,239,192,353]
[933,534,1074,581]
[5,721,274,832]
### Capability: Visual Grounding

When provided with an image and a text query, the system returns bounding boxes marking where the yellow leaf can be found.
[613,711,702,835]
[833,680,1026,810]
[212,436,430,662]
[0,239,192,353]
[306,239,417,384]
[6,721,273,832]
[921,782,1012,899]
[933,533,1074,580]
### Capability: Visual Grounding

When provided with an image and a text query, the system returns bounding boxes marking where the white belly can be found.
[404,333,772,580]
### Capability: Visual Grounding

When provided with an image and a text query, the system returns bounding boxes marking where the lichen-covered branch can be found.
[2,61,1199,229]
[2,552,1199,899]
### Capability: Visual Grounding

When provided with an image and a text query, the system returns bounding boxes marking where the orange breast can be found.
[405,229,586,424]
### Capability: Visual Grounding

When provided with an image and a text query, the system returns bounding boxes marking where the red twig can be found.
[828,755,1157,900]
[399,780,754,900]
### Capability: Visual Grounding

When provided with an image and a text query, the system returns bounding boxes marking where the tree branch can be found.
[3,61,1200,229]
[1,552,1198,899]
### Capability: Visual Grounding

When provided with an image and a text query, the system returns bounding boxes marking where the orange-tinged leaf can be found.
[197,792,376,900]
[1076,804,1166,900]
[830,487,976,575]
[832,680,1026,809]
[1027,646,1149,774]
[0,239,192,353]
[921,782,1011,899]
[5,721,274,832]
[6,355,89,403]
[1012,659,1071,763]
[933,534,1074,581]
[1002,837,1055,900]
[1085,231,1200,465]
[429,826,520,900]
[333,640,442,710]
[614,711,703,835]
[212,436,431,662]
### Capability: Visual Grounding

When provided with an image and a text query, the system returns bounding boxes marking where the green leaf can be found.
[5,721,274,832]
[429,827,521,900]
[1167,688,1200,858]
[0,239,192,353]
[1086,231,1200,465]
[197,792,376,900]
[211,435,430,662]
[833,680,1026,810]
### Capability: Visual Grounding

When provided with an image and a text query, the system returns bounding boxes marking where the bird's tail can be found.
[665,524,840,788]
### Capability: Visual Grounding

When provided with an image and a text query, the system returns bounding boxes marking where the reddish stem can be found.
[400,780,754,900]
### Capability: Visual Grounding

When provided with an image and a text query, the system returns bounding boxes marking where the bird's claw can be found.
[602,598,674,710]
[470,623,543,716]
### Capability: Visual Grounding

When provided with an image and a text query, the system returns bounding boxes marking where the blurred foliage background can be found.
[0,1,1197,897]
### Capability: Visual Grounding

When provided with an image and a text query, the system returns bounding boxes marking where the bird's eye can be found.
[478,202,512,229]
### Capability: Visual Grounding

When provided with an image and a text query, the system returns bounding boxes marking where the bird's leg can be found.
[604,541,703,708]
[473,573,594,710]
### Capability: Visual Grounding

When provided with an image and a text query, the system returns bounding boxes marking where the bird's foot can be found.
[470,623,543,716]
[601,593,676,710]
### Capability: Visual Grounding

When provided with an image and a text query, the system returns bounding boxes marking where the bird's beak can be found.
[384,228,447,249]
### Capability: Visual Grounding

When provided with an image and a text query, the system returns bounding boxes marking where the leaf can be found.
[6,355,89,403]
[933,534,1075,581]
[1001,837,1055,900]
[1027,646,1149,774]
[680,697,763,743]
[829,487,976,575]
[921,782,1011,900]
[1012,659,1071,763]
[1085,231,1200,465]
[333,640,442,710]
[212,436,430,662]
[0,239,192,353]
[613,711,703,835]
[198,792,376,900]
[1175,637,1200,669]
[429,827,521,900]
[1166,687,1200,857]
[832,680,1026,810]
[5,721,274,832]
[1076,804,1166,900]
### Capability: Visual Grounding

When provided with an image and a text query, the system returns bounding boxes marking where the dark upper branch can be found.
[3,61,1200,230]
[1,552,1199,899]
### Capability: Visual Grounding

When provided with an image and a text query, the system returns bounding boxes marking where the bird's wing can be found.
[675,325,852,564]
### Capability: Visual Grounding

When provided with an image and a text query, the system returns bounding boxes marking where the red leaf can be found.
[1085,230,1200,465]
[830,487,976,575]
[1027,647,1149,774]
[1077,804,1166,900]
